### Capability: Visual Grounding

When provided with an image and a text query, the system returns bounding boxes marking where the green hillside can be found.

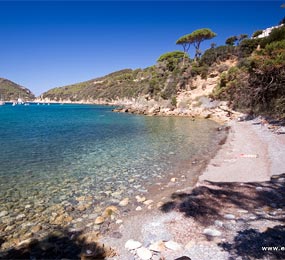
[0,78,35,101]
[41,62,186,103]
[42,23,285,118]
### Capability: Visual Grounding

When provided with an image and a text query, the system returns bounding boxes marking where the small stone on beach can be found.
[143,200,153,205]
[136,195,146,203]
[203,228,222,237]
[224,214,235,220]
[149,240,165,252]
[165,240,183,251]
[119,198,129,207]
[95,216,105,225]
[136,247,152,260]
[125,239,142,250]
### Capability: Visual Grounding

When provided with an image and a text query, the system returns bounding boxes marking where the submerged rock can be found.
[0,211,8,217]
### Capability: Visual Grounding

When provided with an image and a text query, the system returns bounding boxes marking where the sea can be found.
[0,103,224,246]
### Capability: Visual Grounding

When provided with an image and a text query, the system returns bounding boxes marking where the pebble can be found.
[165,240,183,251]
[103,205,119,216]
[171,177,177,182]
[156,202,163,208]
[76,196,85,201]
[16,214,26,220]
[149,240,165,252]
[137,247,152,260]
[143,200,153,205]
[203,228,222,237]
[214,220,223,227]
[88,214,98,220]
[224,214,235,220]
[0,211,8,217]
[125,239,142,250]
[119,198,129,207]
[77,204,86,211]
[136,195,146,203]
[136,206,142,211]
[116,219,123,224]
[31,225,42,233]
[237,209,249,214]
[185,240,196,249]
[95,216,105,225]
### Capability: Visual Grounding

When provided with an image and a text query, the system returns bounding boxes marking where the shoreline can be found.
[99,117,285,260]
[1,107,284,259]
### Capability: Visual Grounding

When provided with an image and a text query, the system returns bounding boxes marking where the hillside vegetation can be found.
[42,21,285,119]
[0,78,35,101]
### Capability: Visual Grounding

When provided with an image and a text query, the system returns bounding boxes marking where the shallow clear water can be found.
[0,103,222,239]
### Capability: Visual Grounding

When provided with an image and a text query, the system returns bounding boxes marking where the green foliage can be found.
[239,38,261,57]
[201,45,236,66]
[176,28,217,59]
[212,36,285,117]
[157,51,187,71]
[0,78,35,100]
[279,16,285,25]
[176,34,194,45]
[171,96,177,107]
[225,36,238,46]
[191,28,217,59]
[190,64,209,79]
[157,51,185,62]
[260,26,285,47]
[252,30,263,38]
[190,28,217,42]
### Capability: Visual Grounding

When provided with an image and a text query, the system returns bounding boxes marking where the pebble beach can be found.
[1,112,285,260]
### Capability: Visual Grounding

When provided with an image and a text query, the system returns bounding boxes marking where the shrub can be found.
[190,64,209,79]
[239,38,261,57]
[171,96,177,107]
[200,45,236,66]
[260,26,285,47]
[252,30,263,38]
[157,51,188,71]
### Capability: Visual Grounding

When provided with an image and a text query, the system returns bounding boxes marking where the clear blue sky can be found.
[0,1,284,96]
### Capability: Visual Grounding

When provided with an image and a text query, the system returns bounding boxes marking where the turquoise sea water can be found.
[0,103,222,241]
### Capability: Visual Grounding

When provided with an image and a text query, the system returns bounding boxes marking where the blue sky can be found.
[0,1,284,96]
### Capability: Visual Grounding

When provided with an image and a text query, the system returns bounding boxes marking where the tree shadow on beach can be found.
[0,226,115,260]
[160,173,285,259]
[160,173,285,225]
[220,225,285,259]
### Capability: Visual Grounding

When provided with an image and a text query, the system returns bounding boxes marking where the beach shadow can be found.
[0,226,115,260]
[160,173,285,225]
[219,225,285,259]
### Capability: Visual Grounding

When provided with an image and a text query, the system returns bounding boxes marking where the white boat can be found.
[17,98,25,105]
